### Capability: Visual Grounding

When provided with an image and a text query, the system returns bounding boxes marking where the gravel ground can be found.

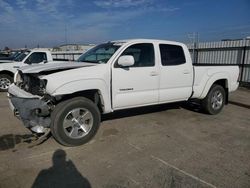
[0,90,249,188]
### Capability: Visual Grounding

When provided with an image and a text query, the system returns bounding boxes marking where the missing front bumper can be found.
[8,84,51,132]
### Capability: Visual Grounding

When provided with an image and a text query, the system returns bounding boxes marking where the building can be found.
[52,44,95,52]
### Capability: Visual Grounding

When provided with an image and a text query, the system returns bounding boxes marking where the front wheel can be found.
[201,84,226,115]
[51,97,100,146]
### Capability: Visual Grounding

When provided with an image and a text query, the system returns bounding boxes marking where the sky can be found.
[0,0,249,49]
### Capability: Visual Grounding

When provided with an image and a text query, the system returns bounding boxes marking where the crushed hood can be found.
[19,61,96,74]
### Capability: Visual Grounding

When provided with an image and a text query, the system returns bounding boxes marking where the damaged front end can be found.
[8,72,54,134]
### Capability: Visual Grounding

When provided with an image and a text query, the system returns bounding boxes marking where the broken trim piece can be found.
[8,84,41,99]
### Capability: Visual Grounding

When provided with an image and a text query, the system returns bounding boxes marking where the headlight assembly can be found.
[14,71,23,84]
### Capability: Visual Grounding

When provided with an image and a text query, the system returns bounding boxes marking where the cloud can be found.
[93,0,179,13]
[66,9,144,43]
[16,0,27,9]
[0,0,14,13]
[94,0,153,8]
[34,0,76,20]
[77,10,141,26]
[0,0,180,48]
[36,0,59,15]
[147,6,180,12]
[0,0,15,24]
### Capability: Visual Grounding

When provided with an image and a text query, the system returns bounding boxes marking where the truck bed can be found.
[192,65,239,99]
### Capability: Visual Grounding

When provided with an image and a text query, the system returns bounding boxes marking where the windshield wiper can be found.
[78,60,99,64]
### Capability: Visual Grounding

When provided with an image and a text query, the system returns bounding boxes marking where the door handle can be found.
[13,66,20,69]
[150,71,159,76]
[183,69,191,74]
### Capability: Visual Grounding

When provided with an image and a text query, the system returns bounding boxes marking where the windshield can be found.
[14,51,30,62]
[12,52,22,58]
[8,52,18,58]
[77,43,121,64]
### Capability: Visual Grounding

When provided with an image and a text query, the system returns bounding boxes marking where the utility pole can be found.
[65,24,68,45]
[65,24,69,51]
[187,32,199,64]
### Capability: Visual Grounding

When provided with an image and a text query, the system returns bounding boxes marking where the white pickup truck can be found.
[8,39,239,146]
[0,49,67,91]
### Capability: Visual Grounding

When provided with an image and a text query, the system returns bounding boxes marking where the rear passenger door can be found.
[159,44,193,102]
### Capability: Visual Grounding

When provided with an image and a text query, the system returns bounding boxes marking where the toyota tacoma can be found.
[8,39,239,146]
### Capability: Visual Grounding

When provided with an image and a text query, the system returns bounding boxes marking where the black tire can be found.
[201,84,225,115]
[0,74,13,92]
[51,97,100,146]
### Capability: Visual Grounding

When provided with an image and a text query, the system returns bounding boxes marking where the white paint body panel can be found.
[14,39,239,114]
[192,66,239,98]
[43,64,112,113]
[157,41,194,103]
[112,66,159,109]
[111,40,161,109]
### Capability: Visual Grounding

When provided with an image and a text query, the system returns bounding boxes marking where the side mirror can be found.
[118,55,134,67]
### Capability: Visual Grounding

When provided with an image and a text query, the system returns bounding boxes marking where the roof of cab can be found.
[31,48,51,53]
[110,39,185,46]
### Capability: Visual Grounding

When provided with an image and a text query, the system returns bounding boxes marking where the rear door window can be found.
[159,44,186,66]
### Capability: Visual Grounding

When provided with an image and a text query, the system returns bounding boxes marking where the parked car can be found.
[0,49,69,91]
[0,52,9,58]
[8,39,239,146]
[0,51,25,61]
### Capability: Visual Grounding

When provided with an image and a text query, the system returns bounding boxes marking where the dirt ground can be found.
[0,90,249,188]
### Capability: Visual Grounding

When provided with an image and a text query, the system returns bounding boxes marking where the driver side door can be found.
[112,43,159,109]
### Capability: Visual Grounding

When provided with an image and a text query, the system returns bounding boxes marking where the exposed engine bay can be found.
[16,72,47,96]
[15,68,78,96]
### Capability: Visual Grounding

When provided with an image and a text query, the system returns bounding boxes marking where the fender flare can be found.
[0,70,15,76]
[200,72,230,99]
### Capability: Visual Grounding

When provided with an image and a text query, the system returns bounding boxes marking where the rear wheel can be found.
[0,74,13,92]
[201,84,225,115]
[51,97,100,146]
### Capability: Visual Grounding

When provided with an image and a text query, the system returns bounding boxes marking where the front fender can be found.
[0,63,20,74]
[47,79,112,113]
